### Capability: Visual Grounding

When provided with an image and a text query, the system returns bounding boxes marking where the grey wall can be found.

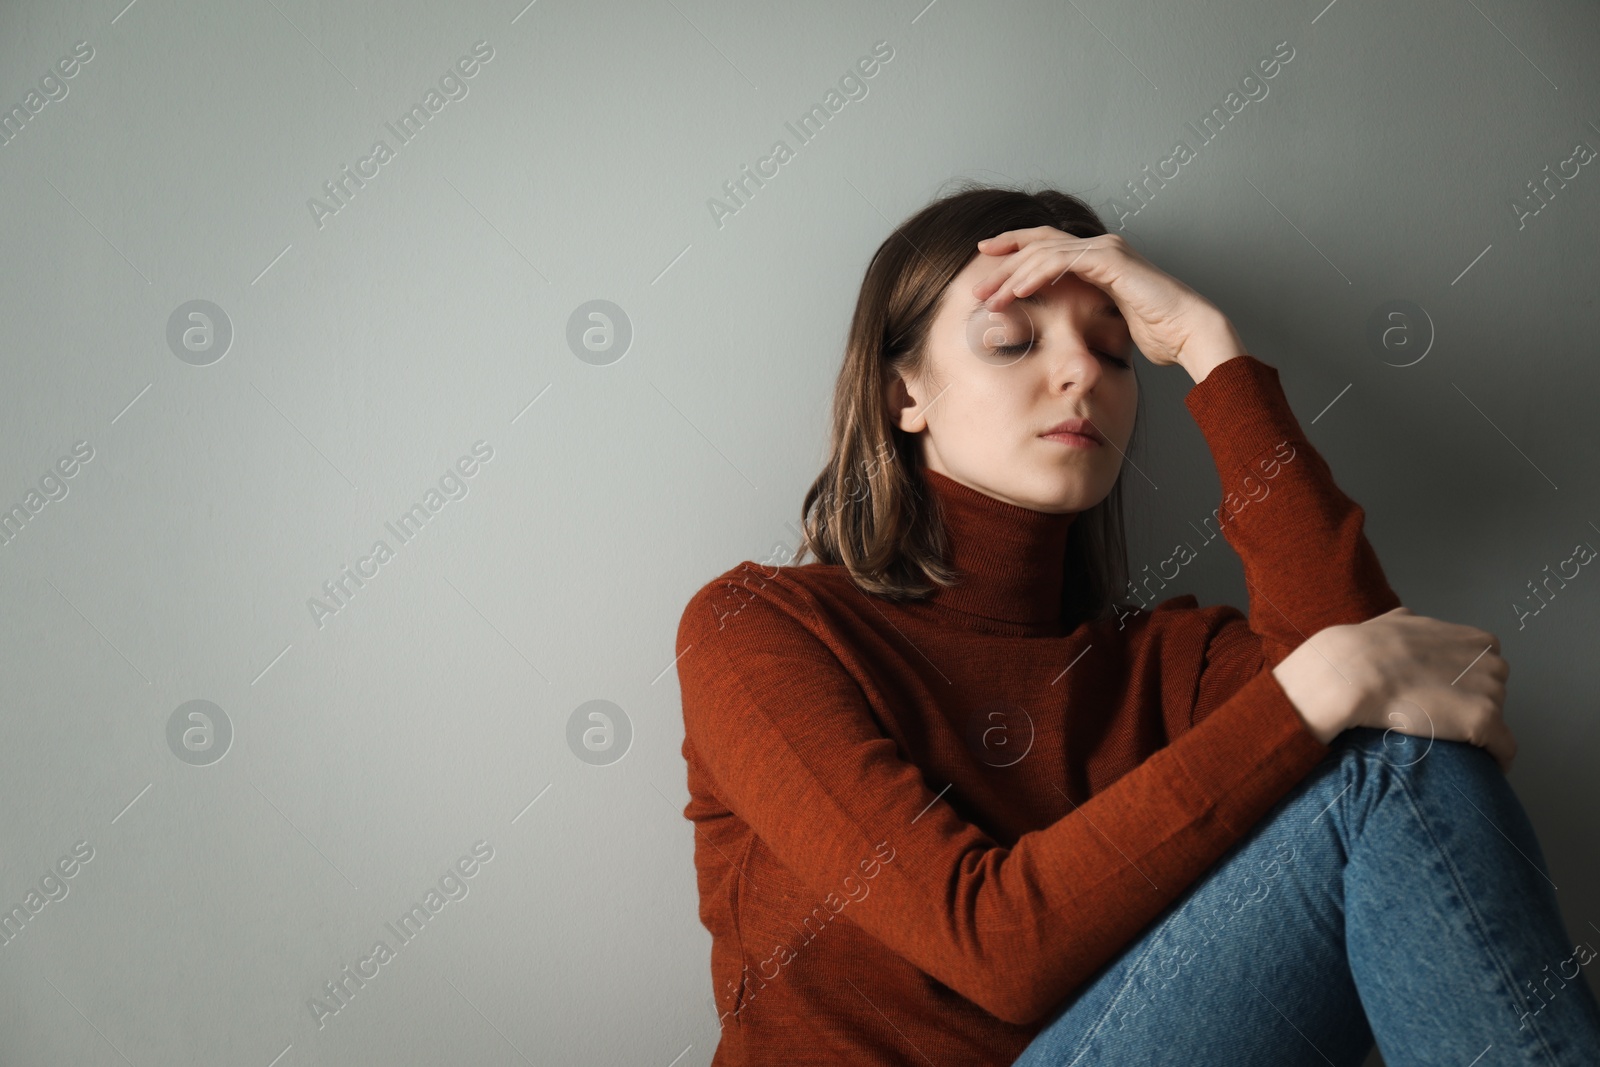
[2,0,1596,1063]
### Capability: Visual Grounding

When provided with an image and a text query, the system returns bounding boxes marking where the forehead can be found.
[944,252,1122,319]
[954,291,1125,324]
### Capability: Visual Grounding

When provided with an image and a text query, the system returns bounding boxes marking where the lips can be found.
[1039,417,1104,443]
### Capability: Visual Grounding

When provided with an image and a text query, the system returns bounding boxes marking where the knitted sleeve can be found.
[1181,355,1403,727]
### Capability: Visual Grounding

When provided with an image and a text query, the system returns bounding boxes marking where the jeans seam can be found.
[1375,752,1562,1065]
[1056,908,1188,1067]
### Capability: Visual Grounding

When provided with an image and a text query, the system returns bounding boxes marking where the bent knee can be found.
[1332,726,1498,783]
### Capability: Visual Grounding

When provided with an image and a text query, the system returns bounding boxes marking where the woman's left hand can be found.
[972,227,1242,371]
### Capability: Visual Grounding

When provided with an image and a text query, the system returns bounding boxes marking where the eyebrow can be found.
[965,294,1124,321]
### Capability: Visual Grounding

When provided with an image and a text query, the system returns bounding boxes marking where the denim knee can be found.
[1332,725,1490,768]
[1326,726,1505,811]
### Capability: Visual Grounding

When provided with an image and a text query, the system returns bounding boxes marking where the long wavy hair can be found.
[793,181,1143,629]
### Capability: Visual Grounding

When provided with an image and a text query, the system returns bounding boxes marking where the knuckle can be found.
[1463,719,1486,747]
[1468,708,1499,746]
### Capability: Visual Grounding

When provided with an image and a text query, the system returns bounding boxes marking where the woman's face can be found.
[887,253,1139,515]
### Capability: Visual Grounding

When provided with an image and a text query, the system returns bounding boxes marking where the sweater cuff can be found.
[1169,667,1332,836]
[1183,354,1309,478]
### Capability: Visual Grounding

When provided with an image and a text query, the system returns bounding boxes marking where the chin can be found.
[1019,477,1089,514]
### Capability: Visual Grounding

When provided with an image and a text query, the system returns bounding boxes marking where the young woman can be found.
[674,185,1600,1065]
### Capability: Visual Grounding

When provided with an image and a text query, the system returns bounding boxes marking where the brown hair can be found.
[793,181,1143,628]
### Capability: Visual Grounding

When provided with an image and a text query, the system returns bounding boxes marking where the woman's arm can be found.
[677,579,1336,1028]
[1177,334,1403,734]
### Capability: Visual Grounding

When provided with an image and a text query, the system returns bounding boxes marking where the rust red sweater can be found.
[675,354,1401,1065]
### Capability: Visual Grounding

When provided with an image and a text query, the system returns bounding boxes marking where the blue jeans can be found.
[1011,727,1600,1066]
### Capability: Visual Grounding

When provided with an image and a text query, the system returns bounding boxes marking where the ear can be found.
[885,370,928,434]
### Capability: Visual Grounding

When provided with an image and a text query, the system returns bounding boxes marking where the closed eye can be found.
[992,341,1131,369]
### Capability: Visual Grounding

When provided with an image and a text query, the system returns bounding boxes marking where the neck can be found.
[921,468,1078,627]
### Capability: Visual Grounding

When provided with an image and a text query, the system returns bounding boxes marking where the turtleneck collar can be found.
[921,467,1077,629]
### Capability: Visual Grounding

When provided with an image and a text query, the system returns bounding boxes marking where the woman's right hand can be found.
[1274,607,1517,772]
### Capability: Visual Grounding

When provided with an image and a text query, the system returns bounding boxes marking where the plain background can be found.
[2,0,1597,1063]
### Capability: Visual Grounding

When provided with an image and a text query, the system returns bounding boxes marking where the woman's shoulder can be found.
[677,559,855,647]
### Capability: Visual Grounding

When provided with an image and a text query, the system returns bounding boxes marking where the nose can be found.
[1049,341,1108,396]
